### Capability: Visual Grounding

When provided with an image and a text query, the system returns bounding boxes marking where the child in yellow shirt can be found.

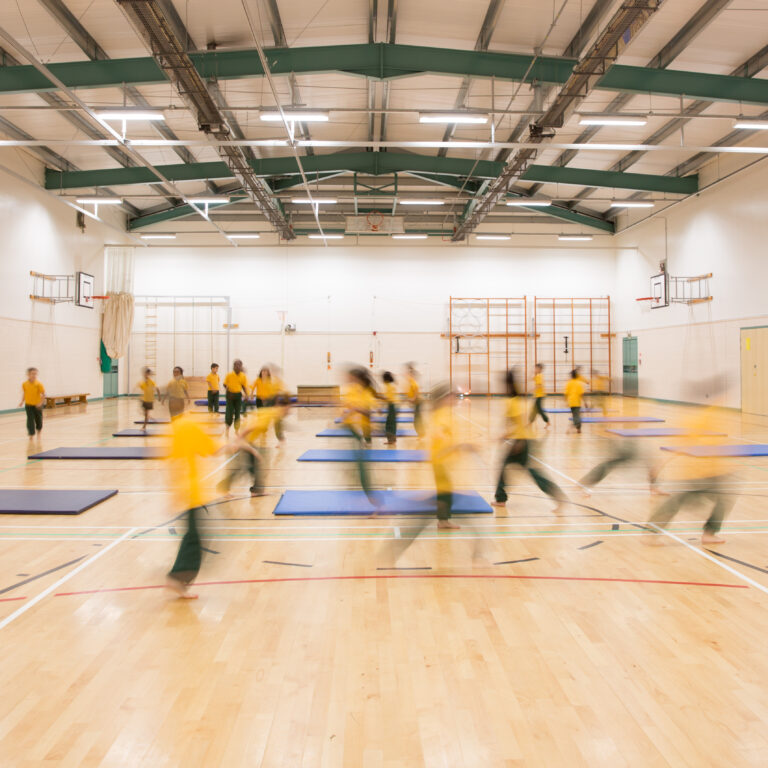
[254,366,286,442]
[381,371,398,445]
[223,359,249,434]
[529,363,550,427]
[137,367,157,431]
[206,363,220,414]
[564,368,587,434]
[405,363,424,437]
[19,367,45,438]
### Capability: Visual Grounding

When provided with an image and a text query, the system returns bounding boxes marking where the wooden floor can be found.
[1,396,767,767]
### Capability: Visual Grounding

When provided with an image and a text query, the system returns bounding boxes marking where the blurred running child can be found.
[405,363,424,437]
[591,369,610,416]
[137,367,157,431]
[166,414,219,599]
[223,359,248,434]
[529,363,550,427]
[493,369,567,512]
[381,371,398,445]
[206,363,220,414]
[564,368,586,434]
[253,365,286,442]
[164,366,190,420]
[219,395,291,497]
[19,367,45,439]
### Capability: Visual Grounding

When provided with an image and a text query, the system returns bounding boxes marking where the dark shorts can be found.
[141,401,154,411]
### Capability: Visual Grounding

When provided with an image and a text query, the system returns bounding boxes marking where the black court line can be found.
[263,560,312,568]
[705,549,768,575]
[0,555,87,596]
[578,540,604,550]
[611,524,620,531]
[168,527,176,535]
[494,557,540,565]
[377,566,432,571]
[202,546,220,555]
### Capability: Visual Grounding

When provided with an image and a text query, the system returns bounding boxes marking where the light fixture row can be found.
[138,233,596,242]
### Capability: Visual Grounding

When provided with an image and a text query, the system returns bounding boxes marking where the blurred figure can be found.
[649,378,733,545]
[206,363,220,414]
[529,362,550,427]
[429,383,476,529]
[219,395,291,498]
[564,368,586,434]
[405,363,424,437]
[340,367,380,509]
[164,366,190,420]
[137,366,157,431]
[19,366,45,440]
[253,364,287,443]
[166,414,219,599]
[492,369,567,513]
[591,369,610,416]
[223,359,248,435]
[381,371,398,445]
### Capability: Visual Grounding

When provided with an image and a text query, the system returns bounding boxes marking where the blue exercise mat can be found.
[607,428,726,437]
[545,408,599,414]
[134,419,170,425]
[576,416,664,423]
[334,416,414,424]
[0,489,117,515]
[316,428,418,438]
[298,449,428,462]
[114,429,170,437]
[29,447,165,460]
[660,444,768,457]
[273,489,492,516]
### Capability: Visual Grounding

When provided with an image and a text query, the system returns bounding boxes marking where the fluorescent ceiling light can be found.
[579,116,647,126]
[399,199,444,206]
[506,199,551,207]
[734,120,768,130]
[140,234,176,240]
[308,233,344,239]
[392,234,428,240]
[291,198,337,204]
[260,111,329,122]
[228,234,261,240]
[188,197,230,205]
[419,113,489,124]
[609,201,655,208]
[558,235,593,241]
[476,235,511,240]
[75,197,121,205]
[96,110,165,121]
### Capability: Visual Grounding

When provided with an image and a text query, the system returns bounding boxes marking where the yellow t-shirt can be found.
[383,381,398,404]
[406,376,420,401]
[429,405,456,490]
[661,407,729,482]
[342,383,376,429]
[564,378,586,407]
[533,373,545,398]
[253,376,282,401]
[169,415,219,509]
[241,407,278,445]
[505,396,531,440]
[206,372,220,391]
[224,370,248,394]
[166,378,188,400]
[22,379,45,406]
[138,378,156,403]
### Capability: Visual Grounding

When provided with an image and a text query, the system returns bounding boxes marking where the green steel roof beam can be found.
[3,43,766,106]
[45,151,504,190]
[521,164,698,194]
[503,194,614,233]
[128,196,247,230]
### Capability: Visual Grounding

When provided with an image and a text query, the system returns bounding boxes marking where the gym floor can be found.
[0,397,766,767]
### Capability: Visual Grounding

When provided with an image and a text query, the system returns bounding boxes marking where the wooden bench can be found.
[296,385,340,405]
[44,393,89,409]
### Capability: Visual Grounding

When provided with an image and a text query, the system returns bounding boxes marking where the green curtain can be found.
[100,340,113,373]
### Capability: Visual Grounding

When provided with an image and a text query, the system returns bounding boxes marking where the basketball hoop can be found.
[366,210,384,232]
[635,297,653,302]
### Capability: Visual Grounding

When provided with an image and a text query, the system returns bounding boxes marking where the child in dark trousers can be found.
[19,367,45,438]
[206,363,220,413]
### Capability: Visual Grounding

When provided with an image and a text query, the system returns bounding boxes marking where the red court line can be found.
[0,596,27,603]
[55,573,748,597]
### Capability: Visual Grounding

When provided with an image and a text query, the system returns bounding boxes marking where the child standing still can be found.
[381,371,398,445]
[137,367,157,431]
[564,368,587,434]
[224,359,248,434]
[206,363,220,414]
[20,367,45,439]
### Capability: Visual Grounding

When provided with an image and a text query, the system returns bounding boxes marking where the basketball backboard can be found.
[650,272,668,309]
[76,272,95,308]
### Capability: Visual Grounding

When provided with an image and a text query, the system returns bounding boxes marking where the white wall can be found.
[130,244,616,394]
[614,157,768,408]
[0,151,130,410]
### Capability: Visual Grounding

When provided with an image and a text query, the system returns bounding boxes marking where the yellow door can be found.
[741,327,768,416]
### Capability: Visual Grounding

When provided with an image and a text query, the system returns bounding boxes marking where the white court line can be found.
[649,524,768,597]
[0,526,138,631]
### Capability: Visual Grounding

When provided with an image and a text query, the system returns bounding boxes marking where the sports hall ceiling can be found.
[0,0,766,245]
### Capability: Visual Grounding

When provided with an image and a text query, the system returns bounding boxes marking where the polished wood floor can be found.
[0,396,767,767]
